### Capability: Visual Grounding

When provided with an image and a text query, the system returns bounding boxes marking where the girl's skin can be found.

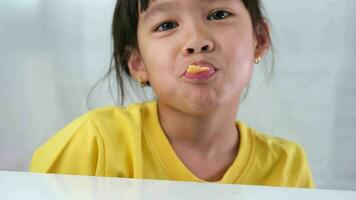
[128,0,270,181]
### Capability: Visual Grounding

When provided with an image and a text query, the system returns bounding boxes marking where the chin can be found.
[181,97,222,116]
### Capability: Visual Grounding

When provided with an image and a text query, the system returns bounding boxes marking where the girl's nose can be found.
[184,26,214,55]
[186,43,213,54]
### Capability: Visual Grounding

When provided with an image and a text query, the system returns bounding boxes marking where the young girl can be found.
[31,0,315,188]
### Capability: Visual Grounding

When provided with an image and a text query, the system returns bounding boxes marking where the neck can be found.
[157,100,239,156]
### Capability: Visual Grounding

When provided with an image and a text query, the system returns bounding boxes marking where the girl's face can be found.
[129,0,265,115]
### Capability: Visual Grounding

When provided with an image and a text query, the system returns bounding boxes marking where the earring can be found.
[254,56,261,65]
[138,78,146,87]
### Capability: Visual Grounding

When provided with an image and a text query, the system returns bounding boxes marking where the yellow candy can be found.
[186,65,211,74]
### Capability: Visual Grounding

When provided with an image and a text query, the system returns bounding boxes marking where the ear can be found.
[127,49,148,82]
[254,20,271,60]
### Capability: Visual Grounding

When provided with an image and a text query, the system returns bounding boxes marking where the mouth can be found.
[182,61,217,81]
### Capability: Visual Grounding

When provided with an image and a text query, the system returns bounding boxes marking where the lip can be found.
[181,61,218,75]
[182,61,218,82]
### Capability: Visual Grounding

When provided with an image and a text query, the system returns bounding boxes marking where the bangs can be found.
[139,0,150,11]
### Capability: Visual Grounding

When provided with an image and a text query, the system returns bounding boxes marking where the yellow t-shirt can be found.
[30,101,315,188]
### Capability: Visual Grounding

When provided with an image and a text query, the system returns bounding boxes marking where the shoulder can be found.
[254,130,305,159]
[237,121,305,156]
[85,101,155,136]
[237,121,314,188]
[250,126,308,170]
[237,122,306,161]
[254,130,314,187]
[30,112,103,174]
[87,101,154,123]
[30,101,156,175]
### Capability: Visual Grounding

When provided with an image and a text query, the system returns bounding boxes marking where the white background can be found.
[0,0,355,190]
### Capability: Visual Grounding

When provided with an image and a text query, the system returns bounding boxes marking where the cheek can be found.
[222,33,255,88]
[139,36,181,81]
[139,42,177,93]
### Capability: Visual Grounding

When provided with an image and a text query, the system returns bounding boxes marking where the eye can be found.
[155,21,178,32]
[207,10,231,20]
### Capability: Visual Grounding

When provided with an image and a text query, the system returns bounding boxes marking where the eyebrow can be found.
[142,0,234,21]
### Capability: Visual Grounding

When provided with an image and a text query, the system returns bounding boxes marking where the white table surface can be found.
[1,171,355,200]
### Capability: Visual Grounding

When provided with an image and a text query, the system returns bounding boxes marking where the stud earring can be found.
[254,56,261,65]
[138,78,146,87]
